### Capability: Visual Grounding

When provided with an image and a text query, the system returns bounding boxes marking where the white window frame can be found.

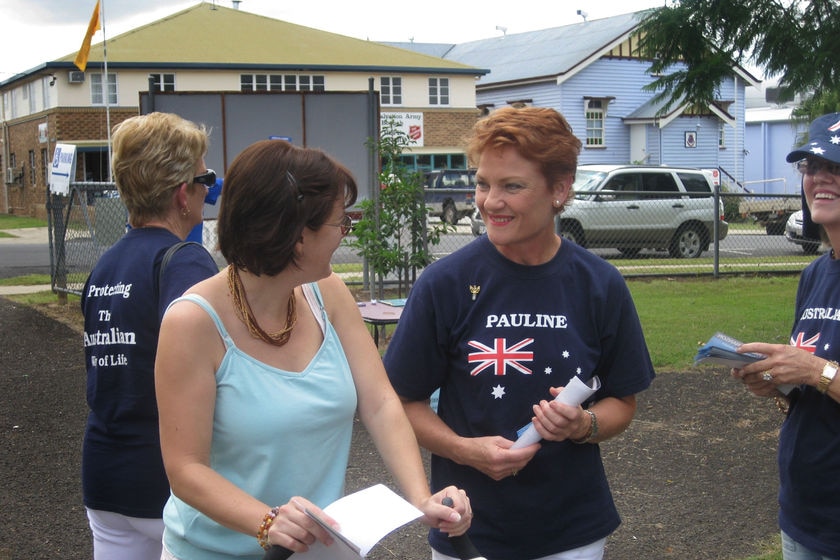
[149,73,175,92]
[380,76,402,106]
[90,73,118,105]
[428,77,449,105]
[584,98,608,148]
[41,77,51,109]
[241,74,325,92]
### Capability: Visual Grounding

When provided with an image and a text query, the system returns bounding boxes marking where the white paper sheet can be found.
[291,484,423,559]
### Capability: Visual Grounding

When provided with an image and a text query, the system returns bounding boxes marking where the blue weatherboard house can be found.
[390,10,775,192]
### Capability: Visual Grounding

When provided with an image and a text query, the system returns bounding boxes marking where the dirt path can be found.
[0,297,781,559]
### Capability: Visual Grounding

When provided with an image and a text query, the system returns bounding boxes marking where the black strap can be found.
[159,241,202,287]
[156,241,203,306]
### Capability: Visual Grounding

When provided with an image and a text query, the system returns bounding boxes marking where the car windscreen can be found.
[573,170,607,195]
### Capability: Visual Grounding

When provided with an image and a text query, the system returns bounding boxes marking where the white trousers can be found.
[86,507,164,560]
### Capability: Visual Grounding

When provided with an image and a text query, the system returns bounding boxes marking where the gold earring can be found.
[182,207,191,217]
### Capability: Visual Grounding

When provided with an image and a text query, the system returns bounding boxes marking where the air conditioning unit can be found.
[5,167,16,184]
[68,71,85,84]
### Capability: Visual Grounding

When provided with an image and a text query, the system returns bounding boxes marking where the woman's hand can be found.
[458,435,540,481]
[732,342,824,395]
[530,386,589,442]
[418,486,473,537]
[266,497,337,554]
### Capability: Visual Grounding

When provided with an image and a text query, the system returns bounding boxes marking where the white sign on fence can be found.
[50,144,77,196]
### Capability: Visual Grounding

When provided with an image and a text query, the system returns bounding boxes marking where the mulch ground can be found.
[0,296,781,560]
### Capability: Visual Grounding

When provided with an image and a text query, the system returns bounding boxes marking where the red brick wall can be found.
[2,108,136,218]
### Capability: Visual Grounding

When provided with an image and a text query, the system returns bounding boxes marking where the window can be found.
[641,173,680,199]
[240,74,325,92]
[29,150,36,185]
[429,77,449,105]
[41,149,49,186]
[677,172,713,195]
[90,73,117,105]
[41,77,51,108]
[719,126,726,149]
[380,77,402,105]
[584,99,607,147]
[23,83,36,113]
[3,91,15,119]
[149,73,175,92]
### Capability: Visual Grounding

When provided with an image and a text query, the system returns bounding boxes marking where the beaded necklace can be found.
[227,265,296,347]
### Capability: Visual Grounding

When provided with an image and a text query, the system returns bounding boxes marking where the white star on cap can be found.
[831,135,840,145]
[811,147,826,155]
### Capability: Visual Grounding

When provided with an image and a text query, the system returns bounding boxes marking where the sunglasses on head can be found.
[193,169,217,187]
[797,159,840,177]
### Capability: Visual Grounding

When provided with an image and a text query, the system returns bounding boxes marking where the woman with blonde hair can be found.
[81,112,219,559]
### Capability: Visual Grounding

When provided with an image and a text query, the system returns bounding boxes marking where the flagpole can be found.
[100,0,112,182]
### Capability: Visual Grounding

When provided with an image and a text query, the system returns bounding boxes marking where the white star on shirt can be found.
[562,350,570,359]
[825,343,831,352]
[811,147,826,155]
[576,367,582,375]
[492,385,506,399]
[544,366,553,375]
[831,135,840,145]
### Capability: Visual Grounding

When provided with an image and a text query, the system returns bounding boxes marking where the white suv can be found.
[558,165,728,258]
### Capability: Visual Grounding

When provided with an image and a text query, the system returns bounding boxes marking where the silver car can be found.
[784,210,821,254]
[558,165,728,258]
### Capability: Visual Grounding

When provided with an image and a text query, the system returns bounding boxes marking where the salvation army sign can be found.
[381,112,424,147]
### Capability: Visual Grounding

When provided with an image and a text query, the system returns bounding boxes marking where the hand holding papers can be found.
[694,332,794,395]
[290,484,422,559]
[510,376,601,449]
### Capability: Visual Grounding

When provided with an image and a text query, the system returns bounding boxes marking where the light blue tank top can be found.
[162,283,357,560]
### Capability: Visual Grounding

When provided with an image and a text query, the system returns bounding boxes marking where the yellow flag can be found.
[74,0,101,72]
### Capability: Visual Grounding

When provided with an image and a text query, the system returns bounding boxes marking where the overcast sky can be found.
[0,0,666,80]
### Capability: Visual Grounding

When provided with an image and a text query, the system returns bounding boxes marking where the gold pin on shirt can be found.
[469,285,480,301]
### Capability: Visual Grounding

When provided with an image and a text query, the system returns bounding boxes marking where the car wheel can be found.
[669,224,707,258]
[442,202,458,225]
[559,221,585,247]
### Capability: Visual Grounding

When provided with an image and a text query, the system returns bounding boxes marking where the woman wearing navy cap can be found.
[734,113,840,560]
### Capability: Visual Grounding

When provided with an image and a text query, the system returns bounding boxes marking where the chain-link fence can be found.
[47,184,815,297]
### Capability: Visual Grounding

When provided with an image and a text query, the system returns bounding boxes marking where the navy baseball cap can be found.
[786,112,840,164]
[787,113,840,241]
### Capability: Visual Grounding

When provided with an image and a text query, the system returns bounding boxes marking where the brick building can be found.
[0,3,487,218]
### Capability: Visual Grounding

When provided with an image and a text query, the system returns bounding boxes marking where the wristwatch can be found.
[818,360,839,394]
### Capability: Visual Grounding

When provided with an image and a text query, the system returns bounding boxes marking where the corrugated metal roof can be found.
[53,3,484,74]
[440,12,646,86]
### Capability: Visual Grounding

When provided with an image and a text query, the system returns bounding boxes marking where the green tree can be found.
[637,0,840,124]
[348,117,449,298]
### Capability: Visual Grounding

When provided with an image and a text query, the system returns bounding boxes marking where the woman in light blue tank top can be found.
[155,140,473,559]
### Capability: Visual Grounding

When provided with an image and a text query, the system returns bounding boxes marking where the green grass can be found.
[0,274,52,286]
[7,290,79,306]
[627,275,798,370]
[0,215,47,230]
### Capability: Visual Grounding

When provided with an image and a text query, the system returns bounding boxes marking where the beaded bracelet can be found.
[774,395,790,415]
[257,506,281,550]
